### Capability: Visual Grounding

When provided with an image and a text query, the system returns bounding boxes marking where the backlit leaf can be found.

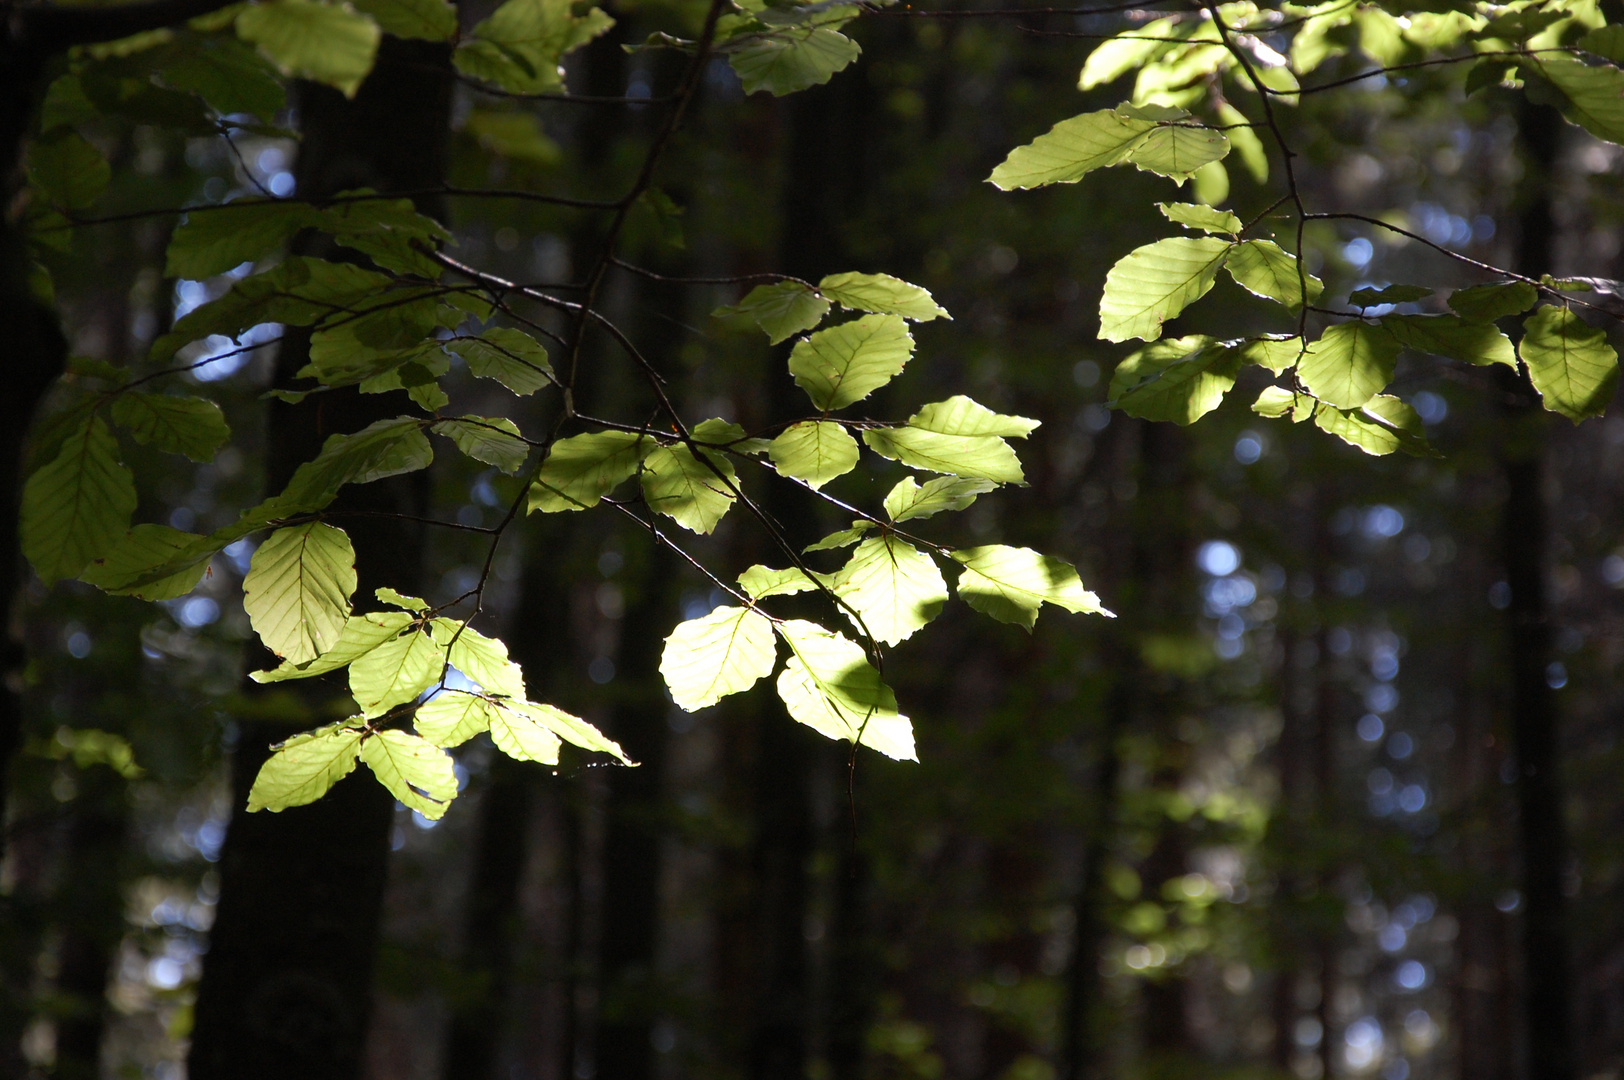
[528,431,651,512]
[1225,239,1322,311]
[988,107,1157,190]
[883,476,995,522]
[952,546,1110,630]
[1099,236,1232,342]
[243,522,357,664]
[862,396,1036,484]
[788,314,914,411]
[415,692,499,747]
[768,421,859,490]
[80,524,215,600]
[830,535,948,646]
[279,417,433,513]
[454,0,615,93]
[1382,313,1515,367]
[1449,281,1538,322]
[487,702,563,764]
[774,620,915,761]
[739,565,825,598]
[818,272,949,321]
[715,281,829,344]
[349,623,441,718]
[360,729,457,818]
[1313,395,1432,457]
[729,26,860,96]
[1296,321,1399,409]
[1125,124,1230,181]
[1519,305,1619,423]
[641,444,737,534]
[1109,336,1241,424]
[660,605,778,711]
[247,723,364,811]
[1159,202,1242,235]
[804,523,874,552]
[431,620,526,699]
[510,700,630,762]
[251,611,413,683]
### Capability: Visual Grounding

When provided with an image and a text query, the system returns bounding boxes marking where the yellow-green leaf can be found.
[247,723,365,811]
[1519,305,1619,423]
[243,522,357,664]
[360,729,457,818]
[788,313,914,411]
[22,417,137,585]
[773,620,915,761]
[768,421,859,490]
[952,545,1111,630]
[660,604,778,711]
[1099,236,1232,343]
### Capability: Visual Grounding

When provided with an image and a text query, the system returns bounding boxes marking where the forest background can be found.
[3,0,1624,1077]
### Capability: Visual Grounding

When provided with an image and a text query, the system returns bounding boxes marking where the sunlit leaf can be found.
[818,272,949,321]
[448,327,553,395]
[1519,305,1619,423]
[433,416,530,473]
[1109,336,1241,424]
[1296,321,1399,409]
[883,476,996,522]
[1381,314,1515,368]
[247,723,365,812]
[528,431,651,512]
[715,281,829,344]
[739,564,826,597]
[951,545,1110,630]
[774,620,915,761]
[110,393,230,462]
[829,535,948,646]
[251,611,413,683]
[1159,202,1242,235]
[729,26,860,96]
[1125,124,1230,181]
[237,0,382,97]
[80,524,215,600]
[768,421,859,490]
[243,522,357,664]
[988,107,1158,190]
[1448,281,1538,322]
[788,314,914,411]
[1099,236,1232,342]
[349,623,441,718]
[415,692,499,748]
[360,729,457,818]
[1224,239,1322,311]
[641,444,736,534]
[660,604,778,711]
[453,0,614,93]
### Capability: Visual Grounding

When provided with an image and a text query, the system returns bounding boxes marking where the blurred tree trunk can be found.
[186,39,453,1080]
[1501,98,1575,1080]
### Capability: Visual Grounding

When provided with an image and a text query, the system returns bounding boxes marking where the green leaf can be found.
[1350,284,1433,307]
[151,257,395,362]
[641,444,736,534]
[27,130,110,210]
[433,416,530,473]
[376,587,429,611]
[21,417,137,585]
[862,396,1037,484]
[1231,336,1299,373]
[1381,313,1515,367]
[1581,25,1624,63]
[487,701,563,764]
[1296,321,1399,409]
[349,623,441,718]
[1099,236,1232,343]
[803,524,873,552]
[1252,385,1315,422]
[110,393,230,461]
[360,729,457,818]
[165,199,321,280]
[251,611,413,683]
[1158,202,1242,235]
[528,431,651,512]
[1125,124,1230,181]
[317,195,451,277]
[1313,395,1432,457]
[448,327,554,395]
[715,281,829,345]
[279,417,433,513]
[817,272,950,321]
[432,620,526,699]
[1519,305,1620,423]
[243,522,357,664]
[236,0,382,97]
[787,314,914,411]
[1109,336,1241,425]
[247,723,365,811]
[660,604,778,711]
[1224,239,1323,312]
[951,546,1110,630]
[829,535,948,646]
[509,699,629,762]
[454,0,614,94]
[157,35,287,121]
[1532,57,1624,146]
[415,692,499,747]
[729,26,860,96]
[988,107,1157,190]
[774,620,915,761]
[80,524,215,600]
[351,0,457,40]
[768,421,859,490]
[739,564,825,598]
[883,476,995,522]
[693,418,770,454]
[1449,281,1539,322]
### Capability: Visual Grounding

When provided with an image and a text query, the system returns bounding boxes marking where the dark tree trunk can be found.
[186,39,453,1080]
[1501,98,1576,1080]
